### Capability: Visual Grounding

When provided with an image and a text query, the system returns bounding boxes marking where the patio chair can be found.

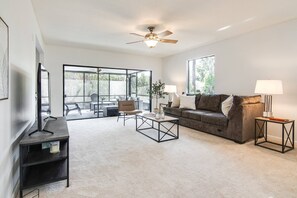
[90,93,99,110]
[117,100,142,126]
[64,103,82,116]
[91,93,99,102]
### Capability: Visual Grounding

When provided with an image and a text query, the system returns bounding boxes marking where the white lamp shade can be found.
[144,39,158,48]
[255,80,283,94]
[164,85,177,93]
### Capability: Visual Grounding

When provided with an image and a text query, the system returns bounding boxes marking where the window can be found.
[99,73,109,99]
[109,74,126,101]
[188,55,215,94]
[64,72,84,103]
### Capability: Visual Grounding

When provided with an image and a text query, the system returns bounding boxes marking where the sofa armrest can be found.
[227,102,264,143]
[228,95,261,119]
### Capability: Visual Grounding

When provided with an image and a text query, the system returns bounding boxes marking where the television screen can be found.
[37,63,51,131]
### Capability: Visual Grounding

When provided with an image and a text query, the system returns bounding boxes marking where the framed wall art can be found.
[0,17,9,100]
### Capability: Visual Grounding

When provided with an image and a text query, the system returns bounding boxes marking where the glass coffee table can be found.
[136,113,179,143]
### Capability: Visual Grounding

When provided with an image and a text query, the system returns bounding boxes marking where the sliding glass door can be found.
[64,67,99,119]
[63,65,152,120]
[128,70,151,111]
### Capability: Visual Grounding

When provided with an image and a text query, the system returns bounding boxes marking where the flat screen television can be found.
[29,63,55,136]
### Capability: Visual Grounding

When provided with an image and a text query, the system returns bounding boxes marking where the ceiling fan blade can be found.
[126,40,144,44]
[158,30,172,37]
[159,39,178,44]
[130,33,145,37]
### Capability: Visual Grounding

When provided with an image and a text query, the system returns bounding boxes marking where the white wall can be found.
[163,19,297,138]
[0,0,45,197]
[45,45,162,116]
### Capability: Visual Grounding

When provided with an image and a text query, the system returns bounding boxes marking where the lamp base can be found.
[168,93,173,103]
[263,111,273,118]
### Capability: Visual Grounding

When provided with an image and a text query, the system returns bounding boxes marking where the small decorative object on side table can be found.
[255,117,294,153]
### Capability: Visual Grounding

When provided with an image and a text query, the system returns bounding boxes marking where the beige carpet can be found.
[26,117,297,198]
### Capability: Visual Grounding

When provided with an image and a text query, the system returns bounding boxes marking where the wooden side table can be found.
[255,117,294,153]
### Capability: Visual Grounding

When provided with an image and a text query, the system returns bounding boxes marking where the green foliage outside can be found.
[202,72,215,94]
[137,73,150,96]
[189,56,215,94]
[64,71,151,104]
[64,72,125,81]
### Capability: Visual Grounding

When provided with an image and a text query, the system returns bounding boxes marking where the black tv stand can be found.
[19,117,69,198]
[44,116,58,121]
[28,129,54,136]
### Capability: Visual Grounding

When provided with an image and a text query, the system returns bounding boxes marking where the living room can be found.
[1,0,297,197]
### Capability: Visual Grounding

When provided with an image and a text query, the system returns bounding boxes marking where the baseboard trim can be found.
[13,180,19,198]
[267,134,296,144]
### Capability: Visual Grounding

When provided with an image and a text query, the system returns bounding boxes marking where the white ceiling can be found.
[31,0,297,57]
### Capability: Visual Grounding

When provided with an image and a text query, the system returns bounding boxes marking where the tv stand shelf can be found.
[22,141,67,167]
[22,160,68,189]
[19,117,69,198]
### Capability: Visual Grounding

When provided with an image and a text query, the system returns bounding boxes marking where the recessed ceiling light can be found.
[217,25,231,32]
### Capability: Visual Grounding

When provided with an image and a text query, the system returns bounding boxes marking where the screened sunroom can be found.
[63,65,152,120]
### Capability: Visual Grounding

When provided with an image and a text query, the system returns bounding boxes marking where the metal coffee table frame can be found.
[136,114,179,143]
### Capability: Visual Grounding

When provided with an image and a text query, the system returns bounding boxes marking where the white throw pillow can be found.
[221,95,233,117]
[179,95,196,110]
[171,93,180,107]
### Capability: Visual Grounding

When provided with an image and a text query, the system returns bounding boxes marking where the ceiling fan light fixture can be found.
[128,26,177,48]
[144,39,158,48]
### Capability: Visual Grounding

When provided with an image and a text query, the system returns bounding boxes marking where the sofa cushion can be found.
[181,110,193,118]
[197,94,221,112]
[220,94,229,103]
[164,107,184,117]
[182,110,210,121]
[195,94,202,109]
[189,110,210,121]
[201,112,228,127]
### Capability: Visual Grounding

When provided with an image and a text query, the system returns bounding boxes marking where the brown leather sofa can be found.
[164,94,264,143]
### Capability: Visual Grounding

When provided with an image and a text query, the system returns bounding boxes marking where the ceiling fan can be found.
[127,26,178,48]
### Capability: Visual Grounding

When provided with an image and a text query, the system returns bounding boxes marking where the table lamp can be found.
[255,80,283,117]
[164,85,177,102]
